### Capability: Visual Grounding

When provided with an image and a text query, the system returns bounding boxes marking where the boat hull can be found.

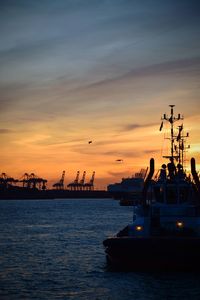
[103,236,200,271]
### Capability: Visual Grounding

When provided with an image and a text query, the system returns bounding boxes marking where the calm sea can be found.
[0,199,200,300]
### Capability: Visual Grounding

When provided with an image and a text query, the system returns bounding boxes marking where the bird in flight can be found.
[88,141,92,144]
[116,159,123,162]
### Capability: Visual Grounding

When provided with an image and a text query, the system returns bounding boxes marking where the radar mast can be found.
[160,105,183,162]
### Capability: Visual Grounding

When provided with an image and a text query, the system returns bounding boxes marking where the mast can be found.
[161,105,183,162]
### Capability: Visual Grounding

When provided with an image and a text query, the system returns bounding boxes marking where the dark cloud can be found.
[74,56,200,93]
[0,0,200,129]
[102,148,160,158]
[122,124,141,131]
[107,171,128,177]
[144,149,159,154]
[122,122,157,132]
[94,138,135,147]
[33,137,87,147]
[103,150,139,158]
[0,128,13,134]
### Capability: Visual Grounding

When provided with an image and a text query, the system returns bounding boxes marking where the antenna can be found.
[161,105,183,162]
[175,125,190,168]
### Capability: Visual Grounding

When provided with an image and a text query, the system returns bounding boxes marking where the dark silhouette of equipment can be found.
[67,171,80,190]
[78,171,86,190]
[84,171,95,191]
[53,171,65,190]
[0,170,96,192]
[135,168,148,179]
[174,124,190,168]
[0,172,47,190]
[0,173,18,189]
[161,105,183,162]
[20,173,47,190]
[191,158,200,198]
[20,173,29,188]
[142,158,154,206]
[67,171,95,191]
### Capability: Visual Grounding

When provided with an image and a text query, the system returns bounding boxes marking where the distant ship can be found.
[107,169,147,205]
[103,105,200,270]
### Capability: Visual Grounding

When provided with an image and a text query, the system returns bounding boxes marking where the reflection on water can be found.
[0,199,200,300]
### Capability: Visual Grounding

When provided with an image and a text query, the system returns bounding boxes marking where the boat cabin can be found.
[150,161,196,205]
[153,181,194,204]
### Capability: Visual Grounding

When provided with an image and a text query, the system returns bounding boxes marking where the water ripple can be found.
[0,199,200,299]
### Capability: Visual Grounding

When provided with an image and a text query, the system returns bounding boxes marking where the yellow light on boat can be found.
[135,225,143,231]
[176,221,184,228]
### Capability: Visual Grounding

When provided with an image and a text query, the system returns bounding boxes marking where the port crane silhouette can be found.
[0,173,18,188]
[78,171,86,190]
[20,173,47,190]
[53,171,65,190]
[84,171,95,191]
[0,170,96,191]
[67,171,80,191]
[67,171,95,191]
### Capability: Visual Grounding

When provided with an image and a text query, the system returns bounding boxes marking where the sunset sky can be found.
[0,0,200,189]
